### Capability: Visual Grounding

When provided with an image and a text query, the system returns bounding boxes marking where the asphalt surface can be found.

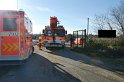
[0,46,124,82]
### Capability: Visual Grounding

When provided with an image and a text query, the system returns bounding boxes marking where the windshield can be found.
[44,30,52,36]
[57,29,65,36]
[44,30,65,36]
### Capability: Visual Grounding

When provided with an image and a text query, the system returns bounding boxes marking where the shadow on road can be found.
[45,47,124,77]
[0,53,81,82]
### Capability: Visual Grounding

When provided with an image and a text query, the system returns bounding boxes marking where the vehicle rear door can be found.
[0,16,19,56]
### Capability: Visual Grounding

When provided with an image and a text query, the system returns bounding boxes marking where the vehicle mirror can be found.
[65,30,67,34]
[43,30,45,33]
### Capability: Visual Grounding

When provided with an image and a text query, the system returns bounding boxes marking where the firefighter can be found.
[38,34,42,50]
[70,36,74,48]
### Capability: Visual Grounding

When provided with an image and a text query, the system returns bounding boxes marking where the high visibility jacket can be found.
[39,36,42,44]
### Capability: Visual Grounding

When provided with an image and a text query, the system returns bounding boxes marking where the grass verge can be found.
[71,47,124,72]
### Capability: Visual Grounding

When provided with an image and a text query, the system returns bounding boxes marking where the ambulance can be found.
[0,10,34,64]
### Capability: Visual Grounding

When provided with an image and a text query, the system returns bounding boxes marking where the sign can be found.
[98,30,116,38]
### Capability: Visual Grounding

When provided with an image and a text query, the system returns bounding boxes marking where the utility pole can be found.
[87,18,89,42]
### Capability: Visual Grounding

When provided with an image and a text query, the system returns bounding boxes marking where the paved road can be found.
[0,46,124,82]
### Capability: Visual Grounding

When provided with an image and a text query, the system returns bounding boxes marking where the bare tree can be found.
[94,14,106,30]
[93,1,124,35]
[93,14,114,34]
[111,1,124,35]
[105,13,114,30]
[93,14,107,35]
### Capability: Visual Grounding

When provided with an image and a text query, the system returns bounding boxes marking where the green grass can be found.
[73,46,124,57]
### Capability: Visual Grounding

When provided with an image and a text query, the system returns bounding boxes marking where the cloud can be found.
[36,7,51,12]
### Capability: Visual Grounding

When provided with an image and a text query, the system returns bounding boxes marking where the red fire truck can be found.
[42,16,67,49]
[0,10,34,64]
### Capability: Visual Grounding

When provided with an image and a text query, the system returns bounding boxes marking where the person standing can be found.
[70,36,74,48]
[39,34,42,50]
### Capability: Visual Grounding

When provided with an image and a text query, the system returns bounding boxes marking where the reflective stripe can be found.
[2,43,18,52]
[0,32,19,36]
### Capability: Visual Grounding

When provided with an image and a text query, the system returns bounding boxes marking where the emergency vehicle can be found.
[43,16,67,48]
[0,10,34,64]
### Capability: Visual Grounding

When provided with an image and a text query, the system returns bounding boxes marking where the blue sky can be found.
[0,0,121,34]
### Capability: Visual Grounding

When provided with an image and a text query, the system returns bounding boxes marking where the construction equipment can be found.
[0,10,34,65]
[42,16,67,49]
[73,29,86,48]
